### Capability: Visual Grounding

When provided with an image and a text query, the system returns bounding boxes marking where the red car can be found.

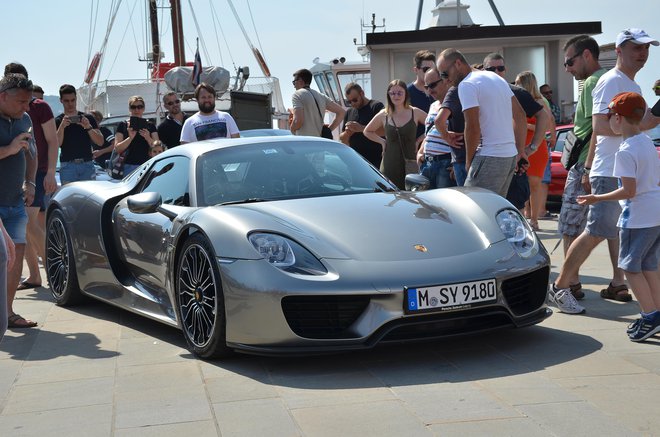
[550,125,660,202]
[548,124,572,201]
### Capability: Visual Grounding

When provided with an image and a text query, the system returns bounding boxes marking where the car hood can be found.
[206,188,513,261]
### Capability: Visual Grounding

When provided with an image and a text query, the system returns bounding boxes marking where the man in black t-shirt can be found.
[339,83,384,168]
[157,92,188,148]
[55,84,103,184]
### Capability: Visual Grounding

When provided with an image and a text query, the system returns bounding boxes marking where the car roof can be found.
[158,135,335,160]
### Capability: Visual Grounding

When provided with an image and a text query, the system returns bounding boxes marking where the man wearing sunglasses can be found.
[55,84,103,184]
[339,83,384,168]
[553,35,607,307]
[437,49,527,197]
[408,50,436,142]
[551,28,660,312]
[0,73,38,329]
[157,91,188,148]
[416,68,454,189]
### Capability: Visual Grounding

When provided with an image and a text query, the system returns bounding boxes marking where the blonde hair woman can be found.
[514,71,556,231]
[364,80,427,189]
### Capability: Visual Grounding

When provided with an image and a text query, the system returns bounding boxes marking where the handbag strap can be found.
[305,88,325,124]
[388,112,410,162]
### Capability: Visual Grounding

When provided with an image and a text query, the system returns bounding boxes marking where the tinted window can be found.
[196,140,392,206]
[141,156,190,206]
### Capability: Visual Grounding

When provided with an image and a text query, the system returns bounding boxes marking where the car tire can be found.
[45,209,84,306]
[176,233,232,359]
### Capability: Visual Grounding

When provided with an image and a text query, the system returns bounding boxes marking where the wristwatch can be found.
[583,167,591,175]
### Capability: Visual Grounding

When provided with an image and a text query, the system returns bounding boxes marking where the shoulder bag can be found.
[561,130,591,170]
[307,89,333,139]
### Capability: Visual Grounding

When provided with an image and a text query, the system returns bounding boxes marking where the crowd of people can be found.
[293,28,660,343]
[1,27,659,343]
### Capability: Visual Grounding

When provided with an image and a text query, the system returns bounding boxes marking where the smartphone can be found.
[69,114,81,124]
[129,116,148,131]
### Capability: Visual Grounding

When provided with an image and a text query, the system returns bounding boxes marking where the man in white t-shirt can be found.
[551,28,660,314]
[437,48,527,197]
[180,83,240,144]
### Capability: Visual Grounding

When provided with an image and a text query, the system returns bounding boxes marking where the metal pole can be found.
[415,0,423,30]
[487,0,505,26]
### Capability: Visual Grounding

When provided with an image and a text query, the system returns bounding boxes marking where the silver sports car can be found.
[46,136,551,358]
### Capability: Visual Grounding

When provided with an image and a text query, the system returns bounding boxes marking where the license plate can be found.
[405,279,497,313]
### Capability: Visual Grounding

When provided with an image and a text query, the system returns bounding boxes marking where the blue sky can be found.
[3,0,659,110]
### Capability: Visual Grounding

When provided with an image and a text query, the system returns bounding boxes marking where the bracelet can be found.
[25,180,36,188]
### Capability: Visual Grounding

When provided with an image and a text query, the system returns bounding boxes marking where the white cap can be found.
[615,28,659,48]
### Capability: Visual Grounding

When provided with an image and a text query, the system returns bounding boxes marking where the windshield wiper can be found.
[218,198,267,206]
[374,181,397,192]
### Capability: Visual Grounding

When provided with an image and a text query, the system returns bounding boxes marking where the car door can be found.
[112,156,191,291]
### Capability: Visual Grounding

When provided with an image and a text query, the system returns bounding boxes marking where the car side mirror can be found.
[405,173,430,192]
[127,191,178,220]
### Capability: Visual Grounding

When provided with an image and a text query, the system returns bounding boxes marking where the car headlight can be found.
[496,209,538,258]
[248,233,327,275]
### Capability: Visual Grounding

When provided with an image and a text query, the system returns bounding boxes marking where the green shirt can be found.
[573,68,607,163]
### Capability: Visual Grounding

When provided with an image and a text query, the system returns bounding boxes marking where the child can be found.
[148,140,166,158]
[577,92,660,342]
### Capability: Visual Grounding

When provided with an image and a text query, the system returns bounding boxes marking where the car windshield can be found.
[196,140,394,206]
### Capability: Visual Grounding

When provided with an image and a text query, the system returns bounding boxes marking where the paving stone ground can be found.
[1,217,659,436]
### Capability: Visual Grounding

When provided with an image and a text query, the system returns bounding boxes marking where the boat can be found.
[77,0,287,130]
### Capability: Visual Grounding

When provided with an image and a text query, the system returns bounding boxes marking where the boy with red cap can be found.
[578,92,660,342]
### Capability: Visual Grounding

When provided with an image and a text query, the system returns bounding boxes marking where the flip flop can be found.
[16,281,42,290]
[7,313,38,328]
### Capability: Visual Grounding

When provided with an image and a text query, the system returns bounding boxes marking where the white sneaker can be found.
[549,284,586,314]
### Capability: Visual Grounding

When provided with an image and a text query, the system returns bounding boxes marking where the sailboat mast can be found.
[170,0,186,65]
[148,0,161,65]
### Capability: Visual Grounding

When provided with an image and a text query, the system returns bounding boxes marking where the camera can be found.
[68,115,81,124]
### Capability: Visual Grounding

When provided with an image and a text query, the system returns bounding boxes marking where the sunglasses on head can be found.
[424,79,443,90]
[0,78,33,93]
[166,99,181,106]
[130,104,145,110]
[485,65,506,72]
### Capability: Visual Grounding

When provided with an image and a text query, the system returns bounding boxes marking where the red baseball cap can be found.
[608,92,646,121]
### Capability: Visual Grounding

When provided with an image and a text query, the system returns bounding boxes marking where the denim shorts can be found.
[585,176,621,240]
[542,149,552,185]
[0,203,28,243]
[618,226,660,272]
[420,154,455,189]
[30,170,48,211]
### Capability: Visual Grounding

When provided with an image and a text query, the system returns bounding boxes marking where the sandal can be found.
[600,283,632,302]
[17,280,42,290]
[7,313,38,329]
[570,282,584,300]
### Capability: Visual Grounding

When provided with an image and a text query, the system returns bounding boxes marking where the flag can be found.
[192,45,202,87]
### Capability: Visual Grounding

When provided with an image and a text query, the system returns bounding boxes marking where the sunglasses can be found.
[563,52,581,67]
[485,65,506,72]
[388,91,405,97]
[440,71,449,79]
[130,104,145,110]
[420,66,431,73]
[424,79,443,90]
[166,99,181,106]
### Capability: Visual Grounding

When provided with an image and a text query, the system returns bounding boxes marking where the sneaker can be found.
[629,312,660,342]
[549,283,586,314]
[627,317,642,335]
